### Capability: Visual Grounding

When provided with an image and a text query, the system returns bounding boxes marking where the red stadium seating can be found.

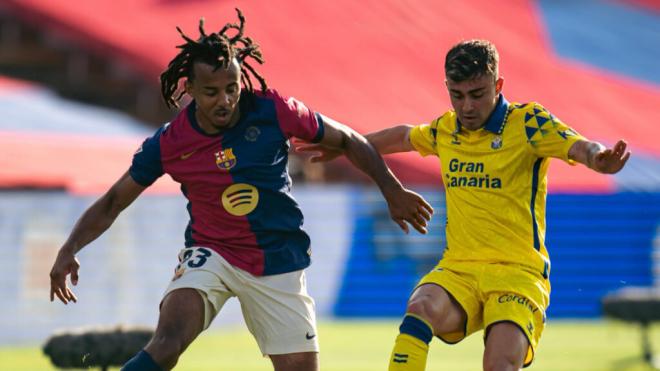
[1,0,658,193]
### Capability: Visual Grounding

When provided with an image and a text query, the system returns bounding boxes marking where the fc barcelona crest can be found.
[215,148,237,170]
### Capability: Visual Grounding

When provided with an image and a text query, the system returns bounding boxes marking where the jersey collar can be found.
[455,94,509,135]
[187,101,222,137]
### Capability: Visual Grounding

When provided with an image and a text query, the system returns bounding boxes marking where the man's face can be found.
[185,59,242,133]
[445,75,503,131]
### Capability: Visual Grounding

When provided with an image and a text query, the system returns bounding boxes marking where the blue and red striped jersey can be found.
[129,89,325,276]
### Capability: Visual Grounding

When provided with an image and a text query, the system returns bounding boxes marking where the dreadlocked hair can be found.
[160,8,267,108]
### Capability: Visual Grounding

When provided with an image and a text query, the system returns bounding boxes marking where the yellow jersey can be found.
[409,95,585,278]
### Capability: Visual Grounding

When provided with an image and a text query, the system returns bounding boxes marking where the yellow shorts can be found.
[417,260,550,367]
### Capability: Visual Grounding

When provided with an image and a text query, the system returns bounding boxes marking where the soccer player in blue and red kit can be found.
[48,9,433,371]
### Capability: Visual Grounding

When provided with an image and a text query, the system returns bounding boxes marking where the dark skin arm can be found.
[296,125,415,162]
[316,117,433,234]
[568,139,630,174]
[49,171,147,304]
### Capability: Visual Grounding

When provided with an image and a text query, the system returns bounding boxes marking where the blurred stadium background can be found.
[0,0,659,370]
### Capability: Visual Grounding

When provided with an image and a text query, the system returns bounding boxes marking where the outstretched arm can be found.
[49,171,147,304]
[568,139,631,174]
[295,124,416,161]
[314,116,433,234]
[364,125,415,154]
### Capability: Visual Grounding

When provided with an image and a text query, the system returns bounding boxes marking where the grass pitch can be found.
[2,320,659,370]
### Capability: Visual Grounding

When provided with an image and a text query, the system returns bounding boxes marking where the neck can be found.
[464,97,499,131]
[463,121,486,131]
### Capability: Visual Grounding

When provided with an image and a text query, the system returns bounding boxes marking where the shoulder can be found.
[505,101,559,131]
[508,101,553,120]
[245,88,290,113]
[252,88,312,108]
[251,88,286,103]
[135,123,171,158]
[157,106,189,137]
[411,111,454,144]
[144,122,171,141]
[428,110,456,132]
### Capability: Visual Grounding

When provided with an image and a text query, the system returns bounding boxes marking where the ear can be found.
[184,79,193,95]
[495,77,504,94]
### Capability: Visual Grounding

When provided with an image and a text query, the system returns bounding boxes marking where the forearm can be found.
[364,125,414,155]
[62,194,119,254]
[569,140,605,171]
[341,130,404,193]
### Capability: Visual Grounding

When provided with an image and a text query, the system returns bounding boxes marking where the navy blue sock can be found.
[121,350,162,371]
[399,314,433,344]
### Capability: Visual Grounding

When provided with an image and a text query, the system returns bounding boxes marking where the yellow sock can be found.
[388,314,433,371]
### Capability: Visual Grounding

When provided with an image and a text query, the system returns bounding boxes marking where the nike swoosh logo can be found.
[305,332,316,340]
[180,150,196,160]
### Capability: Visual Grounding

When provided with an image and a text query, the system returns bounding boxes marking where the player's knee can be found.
[406,296,442,326]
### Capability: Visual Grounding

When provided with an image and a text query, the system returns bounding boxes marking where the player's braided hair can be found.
[160,8,267,108]
[445,39,499,82]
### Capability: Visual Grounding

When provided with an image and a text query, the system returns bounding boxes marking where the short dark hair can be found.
[160,8,267,108]
[444,39,499,82]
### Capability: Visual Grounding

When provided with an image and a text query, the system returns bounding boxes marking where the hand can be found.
[383,187,434,234]
[591,140,631,174]
[49,248,80,304]
[293,138,344,163]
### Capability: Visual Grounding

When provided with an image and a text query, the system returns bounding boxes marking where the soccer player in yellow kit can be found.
[297,39,630,370]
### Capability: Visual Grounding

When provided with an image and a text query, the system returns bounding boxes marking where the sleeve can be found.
[271,89,324,143]
[409,117,442,157]
[129,126,165,186]
[523,103,586,164]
